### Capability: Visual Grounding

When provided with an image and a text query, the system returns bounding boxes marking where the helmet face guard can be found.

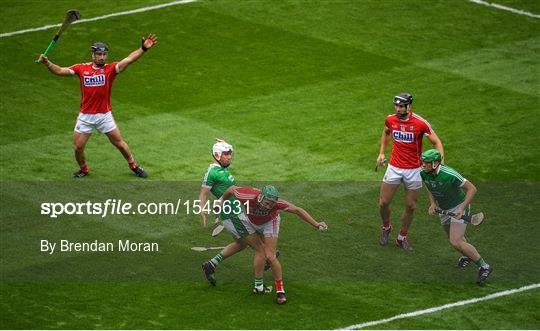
[91,42,109,53]
[393,93,413,119]
[257,185,279,210]
[212,140,233,166]
[421,149,442,171]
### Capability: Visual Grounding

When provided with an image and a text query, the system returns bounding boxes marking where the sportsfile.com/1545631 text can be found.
[40,199,249,219]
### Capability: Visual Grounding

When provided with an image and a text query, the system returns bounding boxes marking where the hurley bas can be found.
[41,239,159,254]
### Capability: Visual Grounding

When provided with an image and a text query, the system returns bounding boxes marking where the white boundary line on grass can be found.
[468,0,540,19]
[341,283,540,330]
[0,0,197,38]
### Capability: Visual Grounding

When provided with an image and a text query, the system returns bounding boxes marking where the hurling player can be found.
[220,184,328,304]
[38,34,158,178]
[376,93,444,251]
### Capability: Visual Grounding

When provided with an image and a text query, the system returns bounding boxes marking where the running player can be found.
[376,93,444,251]
[420,149,492,285]
[220,184,329,304]
[38,35,158,178]
[199,140,269,293]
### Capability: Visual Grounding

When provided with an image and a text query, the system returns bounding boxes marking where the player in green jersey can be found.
[198,139,270,292]
[420,149,492,285]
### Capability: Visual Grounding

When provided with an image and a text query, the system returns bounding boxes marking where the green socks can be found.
[474,257,489,268]
[211,253,224,266]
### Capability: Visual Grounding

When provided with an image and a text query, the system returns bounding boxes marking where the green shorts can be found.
[221,213,254,239]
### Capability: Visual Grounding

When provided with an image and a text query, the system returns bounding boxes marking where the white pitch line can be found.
[0,0,197,38]
[341,283,540,330]
[468,0,540,19]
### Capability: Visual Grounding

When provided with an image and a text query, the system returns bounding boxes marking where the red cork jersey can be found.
[233,187,291,225]
[385,112,433,169]
[69,62,119,114]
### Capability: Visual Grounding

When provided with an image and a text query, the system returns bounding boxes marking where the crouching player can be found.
[420,149,492,285]
[220,185,328,304]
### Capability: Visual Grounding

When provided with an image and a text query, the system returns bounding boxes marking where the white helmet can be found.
[212,139,233,160]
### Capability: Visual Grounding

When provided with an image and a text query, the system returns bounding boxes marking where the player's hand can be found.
[453,208,464,220]
[200,212,208,228]
[317,222,328,231]
[376,154,387,167]
[38,54,49,64]
[428,204,437,215]
[142,34,158,50]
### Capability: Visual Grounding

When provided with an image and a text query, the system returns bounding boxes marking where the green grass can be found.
[1,0,539,329]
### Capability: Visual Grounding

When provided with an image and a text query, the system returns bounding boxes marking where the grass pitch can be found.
[1,0,539,329]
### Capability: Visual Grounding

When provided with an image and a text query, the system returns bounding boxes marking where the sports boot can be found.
[477,266,493,285]
[132,166,148,178]
[73,170,89,178]
[379,225,392,246]
[395,238,413,252]
[276,292,287,305]
[202,261,216,286]
[457,256,471,268]
[253,285,273,294]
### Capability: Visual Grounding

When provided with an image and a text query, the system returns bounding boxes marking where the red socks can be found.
[80,164,89,174]
[127,155,137,169]
[398,228,408,241]
[275,279,284,293]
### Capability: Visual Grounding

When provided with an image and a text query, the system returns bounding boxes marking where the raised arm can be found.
[38,55,72,76]
[117,34,158,73]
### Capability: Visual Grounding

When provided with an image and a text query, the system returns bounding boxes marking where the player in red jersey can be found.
[38,34,158,178]
[220,185,328,304]
[376,93,444,251]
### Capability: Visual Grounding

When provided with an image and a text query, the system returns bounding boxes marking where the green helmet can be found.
[421,149,442,163]
[260,185,279,202]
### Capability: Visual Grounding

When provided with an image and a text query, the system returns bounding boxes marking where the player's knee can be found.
[379,198,390,209]
[74,144,85,153]
[265,251,276,262]
[405,202,417,212]
[449,237,461,249]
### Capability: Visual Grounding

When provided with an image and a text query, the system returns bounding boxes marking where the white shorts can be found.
[74,112,117,134]
[383,165,422,190]
[439,204,471,225]
[250,215,281,238]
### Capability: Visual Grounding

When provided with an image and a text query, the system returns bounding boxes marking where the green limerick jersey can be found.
[201,163,236,198]
[420,164,467,210]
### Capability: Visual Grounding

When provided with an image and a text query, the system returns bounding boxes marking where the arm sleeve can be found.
[233,187,259,203]
[111,61,121,75]
[422,119,434,136]
[451,171,466,187]
[68,64,81,76]
[201,169,215,188]
[384,117,391,129]
[277,199,291,211]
